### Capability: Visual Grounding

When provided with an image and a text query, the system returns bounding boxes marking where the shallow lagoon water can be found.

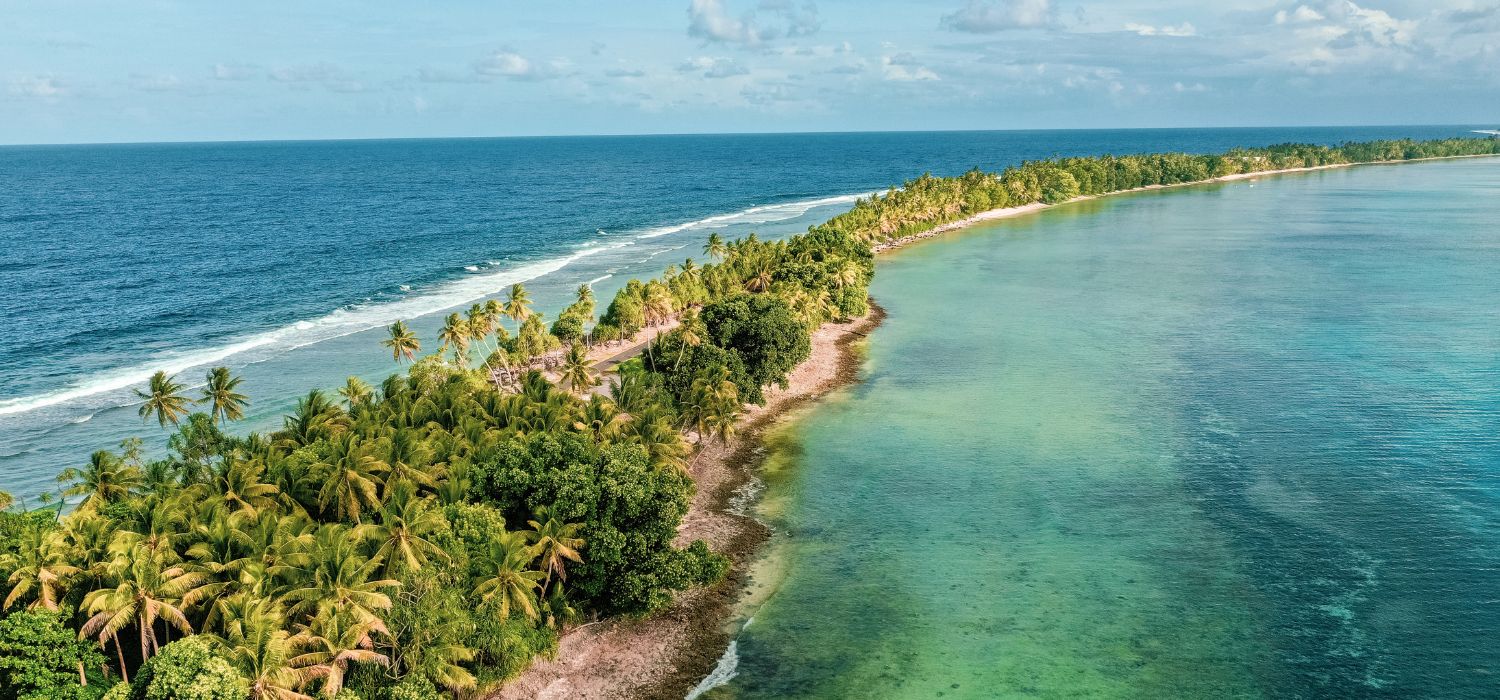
[722,160,1500,698]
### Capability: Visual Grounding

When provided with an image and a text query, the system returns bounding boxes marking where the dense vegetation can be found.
[813,137,1500,245]
[1,136,1493,699]
[0,218,872,699]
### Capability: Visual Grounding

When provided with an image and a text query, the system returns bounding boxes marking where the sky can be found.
[2,0,1498,144]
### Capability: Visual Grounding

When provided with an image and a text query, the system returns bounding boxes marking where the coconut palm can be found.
[703,232,727,259]
[294,610,389,698]
[642,281,675,326]
[473,531,543,620]
[382,321,421,364]
[1,524,79,611]
[378,429,437,495]
[559,344,597,396]
[625,405,689,471]
[573,395,627,444]
[279,390,347,450]
[212,598,321,700]
[311,435,388,524]
[201,366,249,424]
[523,505,584,599]
[58,450,143,510]
[744,261,774,293]
[80,545,201,664]
[136,370,191,427]
[337,377,372,410]
[358,485,448,574]
[282,526,398,625]
[673,309,704,370]
[436,313,471,367]
[206,458,280,517]
[503,283,532,324]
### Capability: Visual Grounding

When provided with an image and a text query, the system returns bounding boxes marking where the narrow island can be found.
[1,136,1495,700]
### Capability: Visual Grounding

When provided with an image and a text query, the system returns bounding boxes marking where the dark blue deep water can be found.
[0,126,1482,501]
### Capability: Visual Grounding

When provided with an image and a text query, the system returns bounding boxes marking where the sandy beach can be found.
[493,305,885,700]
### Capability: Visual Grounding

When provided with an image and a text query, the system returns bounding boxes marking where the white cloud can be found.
[678,56,750,78]
[268,63,365,92]
[9,75,65,98]
[1275,6,1326,25]
[1173,81,1208,92]
[687,0,821,47]
[211,63,257,81]
[474,50,541,79]
[1125,22,1197,37]
[882,54,939,81]
[130,74,182,92]
[941,0,1053,33]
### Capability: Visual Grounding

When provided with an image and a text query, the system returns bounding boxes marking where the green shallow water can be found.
[710,160,1500,699]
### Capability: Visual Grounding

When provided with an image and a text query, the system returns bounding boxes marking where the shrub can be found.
[0,609,107,700]
[128,637,246,700]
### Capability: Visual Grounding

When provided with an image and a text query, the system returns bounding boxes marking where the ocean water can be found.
[0,126,1481,502]
[718,158,1500,698]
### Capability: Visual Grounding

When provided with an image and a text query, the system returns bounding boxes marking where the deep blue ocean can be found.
[0,126,1483,502]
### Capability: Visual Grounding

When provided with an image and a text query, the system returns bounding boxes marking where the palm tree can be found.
[626,405,689,471]
[206,458,280,517]
[212,598,321,700]
[282,526,398,626]
[58,450,143,510]
[294,611,389,698]
[559,344,597,396]
[674,309,704,370]
[832,259,863,289]
[473,531,543,620]
[1,524,79,611]
[382,321,420,363]
[136,370,191,427]
[359,485,448,574]
[744,261,774,293]
[312,435,388,524]
[80,545,201,664]
[503,283,532,324]
[201,366,249,424]
[436,313,471,366]
[337,377,372,410]
[524,506,584,599]
[378,429,437,495]
[703,232,727,260]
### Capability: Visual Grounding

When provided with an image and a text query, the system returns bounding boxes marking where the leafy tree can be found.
[0,609,106,700]
[127,636,247,700]
[700,295,811,403]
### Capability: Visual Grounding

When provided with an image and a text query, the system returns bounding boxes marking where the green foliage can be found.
[100,684,130,700]
[0,610,107,700]
[809,137,1500,245]
[383,674,443,700]
[700,295,811,403]
[127,637,246,700]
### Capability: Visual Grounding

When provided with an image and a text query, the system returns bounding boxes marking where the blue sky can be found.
[3,0,1497,143]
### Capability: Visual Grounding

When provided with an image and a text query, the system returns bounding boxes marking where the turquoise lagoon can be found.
[717,159,1500,698]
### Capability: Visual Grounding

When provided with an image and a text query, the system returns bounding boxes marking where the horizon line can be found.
[2,122,1493,149]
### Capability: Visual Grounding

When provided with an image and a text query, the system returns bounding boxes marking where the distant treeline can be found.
[814,137,1500,244]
